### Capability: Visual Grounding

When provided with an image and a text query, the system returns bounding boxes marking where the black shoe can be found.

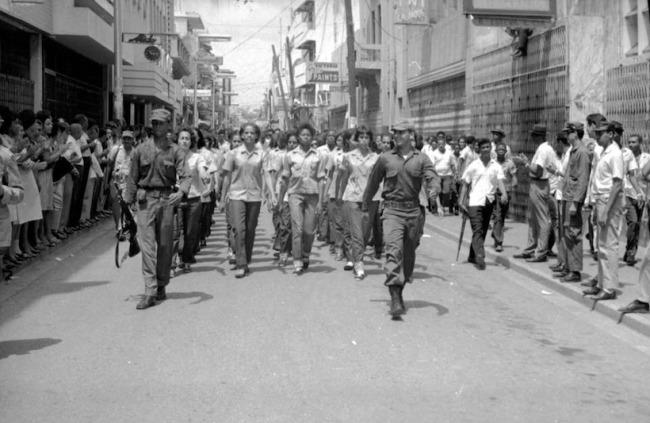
[235,266,250,278]
[476,255,486,270]
[626,258,636,267]
[553,271,569,279]
[136,295,156,310]
[581,278,597,287]
[582,286,601,296]
[513,253,533,259]
[526,256,547,263]
[293,267,304,276]
[618,300,650,314]
[303,259,309,270]
[549,263,564,272]
[156,287,167,301]
[560,272,581,283]
[388,285,405,316]
[592,290,616,301]
[229,258,237,265]
[374,252,382,260]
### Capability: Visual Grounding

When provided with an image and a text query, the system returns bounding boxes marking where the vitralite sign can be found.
[306,62,340,84]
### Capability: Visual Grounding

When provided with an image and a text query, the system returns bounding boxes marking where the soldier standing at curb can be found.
[125,109,190,310]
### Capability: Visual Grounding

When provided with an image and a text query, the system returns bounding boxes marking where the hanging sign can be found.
[395,0,429,25]
[306,62,339,84]
[144,46,162,62]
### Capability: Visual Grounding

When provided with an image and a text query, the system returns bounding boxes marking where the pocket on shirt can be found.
[407,166,422,178]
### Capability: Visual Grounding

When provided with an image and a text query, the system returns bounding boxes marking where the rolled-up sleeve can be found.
[363,155,385,204]
[421,155,441,200]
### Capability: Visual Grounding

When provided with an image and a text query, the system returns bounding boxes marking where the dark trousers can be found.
[548,194,558,253]
[179,197,202,263]
[272,206,282,251]
[625,197,644,260]
[561,200,583,272]
[68,162,88,227]
[468,200,494,261]
[230,200,261,266]
[382,207,423,286]
[342,201,369,263]
[367,200,383,254]
[318,195,330,240]
[277,201,292,254]
[491,191,510,246]
[199,202,211,242]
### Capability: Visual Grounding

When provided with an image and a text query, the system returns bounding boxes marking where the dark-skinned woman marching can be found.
[220,122,276,278]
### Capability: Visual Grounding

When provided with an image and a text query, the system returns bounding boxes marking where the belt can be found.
[139,186,174,192]
[139,186,174,198]
[384,200,420,210]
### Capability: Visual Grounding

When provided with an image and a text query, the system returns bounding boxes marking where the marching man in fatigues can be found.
[459,138,508,270]
[125,109,191,310]
[364,120,442,317]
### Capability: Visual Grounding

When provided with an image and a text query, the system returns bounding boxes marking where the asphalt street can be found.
[1,210,650,422]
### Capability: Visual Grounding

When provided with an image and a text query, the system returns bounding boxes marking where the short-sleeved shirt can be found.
[223,145,265,202]
[282,147,326,195]
[427,148,456,177]
[113,145,135,188]
[80,133,91,158]
[497,159,517,192]
[63,135,83,165]
[462,158,505,207]
[458,146,478,176]
[631,151,650,196]
[549,155,562,194]
[591,142,624,196]
[327,147,345,198]
[622,147,640,198]
[186,151,209,199]
[531,141,556,179]
[341,149,379,202]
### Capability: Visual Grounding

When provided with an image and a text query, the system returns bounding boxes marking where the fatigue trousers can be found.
[289,193,319,266]
[230,200,261,266]
[383,207,424,287]
[595,194,624,291]
[468,200,494,262]
[522,179,551,258]
[625,197,644,260]
[560,200,583,272]
[137,194,175,296]
[491,191,510,246]
[328,198,345,249]
[342,201,369,265]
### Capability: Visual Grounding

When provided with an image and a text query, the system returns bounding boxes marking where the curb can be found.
[425,220,650,339]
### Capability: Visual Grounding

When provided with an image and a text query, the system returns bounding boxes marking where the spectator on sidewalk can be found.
[546,136,566,258]
[582,122,624,301]
[489,127,511,160]
[547,123,590,283]
[457,135,477,182]
[0,120,24,282]
[514,124,555,263]
[623,134,648,266]
[426,136,457,214]
[460,138,508,270]
[490,141,517,252]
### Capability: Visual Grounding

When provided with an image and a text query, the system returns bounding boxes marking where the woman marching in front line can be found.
[338,125,379,280]
[275,123,327,275]
[220,123,276,278]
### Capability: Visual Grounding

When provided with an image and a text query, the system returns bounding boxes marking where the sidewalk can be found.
[424,213,650,338]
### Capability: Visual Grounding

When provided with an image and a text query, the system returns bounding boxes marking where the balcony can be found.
[290,0,316,51]
[356,44,381,74]
[294,61,309,88]
[123,45,177,106]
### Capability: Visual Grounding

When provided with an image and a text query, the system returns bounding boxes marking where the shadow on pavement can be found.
[406,300,449,316]
[0,338,62,360]
[166,291,213,305]
[38,280,111,296]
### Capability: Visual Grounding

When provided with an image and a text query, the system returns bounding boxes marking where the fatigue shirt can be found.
[363,149,440,206]
[590,142,624,197]
[0,145,24,205]
[341,149,379,202]
[462,158,505,207]
[282,147,326,195]
[223,145,265,202]
[124,140,190,203]
[561,141,590,203]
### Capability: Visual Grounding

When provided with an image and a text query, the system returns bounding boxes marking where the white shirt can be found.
[591,142,624,196]
[186,151,209,199]
[80,132,91,157]
[62,135,83,165]
[555,148,571,200]
[531,141,556,180]
[631,151,650,196]
[462,158,505,207]
[622,147,640,198]
[427,148,456,177]
[459,146,478,175]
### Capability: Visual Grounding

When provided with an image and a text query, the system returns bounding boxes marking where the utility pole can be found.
[113,0,123,123]
[272,44,290,129]
[285,36,295,106]
[193,62,199,126]
[344,0,357,128]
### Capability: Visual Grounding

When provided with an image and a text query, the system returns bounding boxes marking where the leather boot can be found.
[136,295,156,310]
[388,285,405,316]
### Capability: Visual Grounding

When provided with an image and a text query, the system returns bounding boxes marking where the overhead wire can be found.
[222,2,294,56]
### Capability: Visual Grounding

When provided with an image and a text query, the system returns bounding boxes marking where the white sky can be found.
[179,0,296,111]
